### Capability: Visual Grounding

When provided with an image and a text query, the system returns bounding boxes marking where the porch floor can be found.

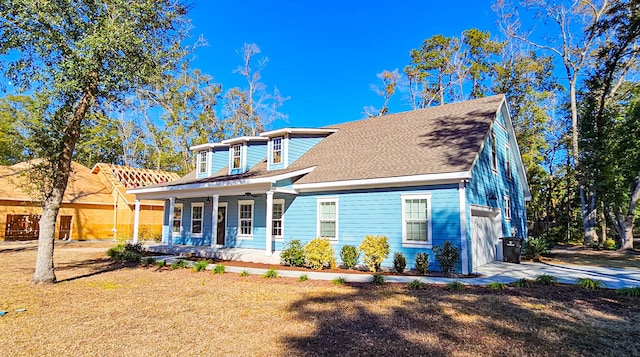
[144,244,281,265]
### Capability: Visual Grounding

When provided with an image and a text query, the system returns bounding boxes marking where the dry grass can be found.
[1,241,640,356]
[545,245,640,269]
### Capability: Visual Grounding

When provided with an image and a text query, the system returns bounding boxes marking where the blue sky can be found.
[187,0,502,129]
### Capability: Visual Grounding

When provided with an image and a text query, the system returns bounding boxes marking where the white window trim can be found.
[272,198,285,241]
[504,195,512,221]
[505,144,512,180]
[490,131,498,173]
[271,137,283,165]
[230,144,242,171]
[198,150,208,174]
[401,194,432,248]
[172,203,183,236]
[316,197,339,242]
[190,202,204,238]
[238,200,254,240]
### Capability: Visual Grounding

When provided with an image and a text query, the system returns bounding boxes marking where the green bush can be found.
[281,239,305,267]
[155,260,167,268]
[106,242,143,263]
[576,278,605,290]
[371,273,386,285]
[359,235,390,272]
[415,252,430,275]
[141,257,156,267]
[299,274,308,282]
[304,237,336,270]
[170,260,187,270]
[488,281,507,290]
[239,270,249,277]
[433,242,460,276]
[616,286,640,297]
[264,268,278,278]
[603,238,617,250]
[213,264,226,274]
[407,280,424,290]
[522,236,551,260]
[340,245,360,269]
[446,281,465,291]
[331,277,346,285]
[512,278,532,288]
[192,260,209,272]
[535,274,558,285]
[393,252,406,273]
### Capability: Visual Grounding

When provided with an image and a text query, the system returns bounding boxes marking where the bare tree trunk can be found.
[33,86,95,284]
[600,201,607,243]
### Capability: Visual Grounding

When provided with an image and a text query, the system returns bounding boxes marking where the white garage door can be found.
[471,215,501,270]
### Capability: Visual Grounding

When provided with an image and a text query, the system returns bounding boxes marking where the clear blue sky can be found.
[187,0,502,129]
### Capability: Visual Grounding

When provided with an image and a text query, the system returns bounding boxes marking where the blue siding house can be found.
[128,95,530,274]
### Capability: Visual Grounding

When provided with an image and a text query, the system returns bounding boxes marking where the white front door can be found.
[471,215,501,270]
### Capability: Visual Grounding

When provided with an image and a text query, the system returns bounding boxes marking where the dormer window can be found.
[232,145,241,169]
[272,137,283,164]
[198,150,207,174]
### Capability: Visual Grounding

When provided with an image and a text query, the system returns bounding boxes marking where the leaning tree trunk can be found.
[33,88,95,284]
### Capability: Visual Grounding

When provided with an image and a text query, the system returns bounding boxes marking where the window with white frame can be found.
[238,200,254,238]
[272,199,285,239]
[172,203,183,235]
[271,137,283,164]
[232,145,241,169]
[505,145,512,180]
[504,196,511,220]
[402,195,431,245]
[191,203,204,236]
[198,150,207,174]
[491,131,497,171]
[317,198,338,240]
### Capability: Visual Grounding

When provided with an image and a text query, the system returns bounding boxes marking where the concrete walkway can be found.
[155,254,640,289]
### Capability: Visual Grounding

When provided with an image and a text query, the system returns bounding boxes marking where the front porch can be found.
[145,244,282,265]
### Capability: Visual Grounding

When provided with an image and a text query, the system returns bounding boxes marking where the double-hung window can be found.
[504,196,511,221]
[317,198,338,241]
[238,200,254,239]
[232,145,242,170]
[271,137,283,164]
[172,203,183,235]
[191,203,204,237]
[402,195,431,246]
[272,199,285,239]
[198,150,207,174]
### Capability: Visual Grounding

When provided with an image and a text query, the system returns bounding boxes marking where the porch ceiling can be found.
[132,183,273,200]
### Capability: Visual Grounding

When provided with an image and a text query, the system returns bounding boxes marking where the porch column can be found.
[132,199,141,244]
[265,191,274,256]
[210,194,219,249]
[168,197,175,247]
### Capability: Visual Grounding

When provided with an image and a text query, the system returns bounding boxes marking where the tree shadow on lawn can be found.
[282,283,640,356]
[55,257,133,283]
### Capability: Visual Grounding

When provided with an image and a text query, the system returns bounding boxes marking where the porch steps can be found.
[144,244,281,265]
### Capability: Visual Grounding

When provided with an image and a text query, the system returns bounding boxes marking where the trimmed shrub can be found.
[603,238,617,250]
[433,242,460,276]
[264,268,278,278]
[170,260,187,270]
[304,237,336,270]
[239,270,249,277]
[488,281,507,290]
[340,245,360,269]
[106,242,143,263]
[512,278,532,288]
[371,273,386,285]
[393,252,407,273]
[298,274,308,282]
[415,252,430,275]
[192,260,209,272]
[522,236,551,260]
[407,280,424,290]
[331,277,346,285]
[576,278,605,290]
[446,281,465,291]
[535,274,558,285]
[213,264,226,274]
[155,260,167,268]
[281,239,305,267]
[359,235,390,272]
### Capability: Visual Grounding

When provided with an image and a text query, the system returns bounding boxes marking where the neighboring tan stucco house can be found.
[129,95,530,274]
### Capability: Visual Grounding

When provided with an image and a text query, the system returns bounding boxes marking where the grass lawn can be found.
[544,244,640,269]
[1,241,639,356]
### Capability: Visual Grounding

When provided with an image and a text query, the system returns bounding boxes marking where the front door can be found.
[216,206,226,245]
[58,215,72,240]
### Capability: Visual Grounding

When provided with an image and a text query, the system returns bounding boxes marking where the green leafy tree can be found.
[0,95,31,164]
[461,28,504,99]
[0,0,189,283]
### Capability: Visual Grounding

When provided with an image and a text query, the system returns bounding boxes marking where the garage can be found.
[470,207,502,271]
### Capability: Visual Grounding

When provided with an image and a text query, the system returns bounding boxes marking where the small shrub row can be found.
[106,243,143,263]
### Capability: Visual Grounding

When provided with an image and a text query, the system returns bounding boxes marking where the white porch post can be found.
[210,194,219,249]
[132,199,141,244]
[458,182,469,275]
[168,197,175,247]
[265,191,274,256]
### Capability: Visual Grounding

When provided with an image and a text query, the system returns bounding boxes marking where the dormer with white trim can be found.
[260,128,337,171]
[190,142,229,179]
[221,136,269,175]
